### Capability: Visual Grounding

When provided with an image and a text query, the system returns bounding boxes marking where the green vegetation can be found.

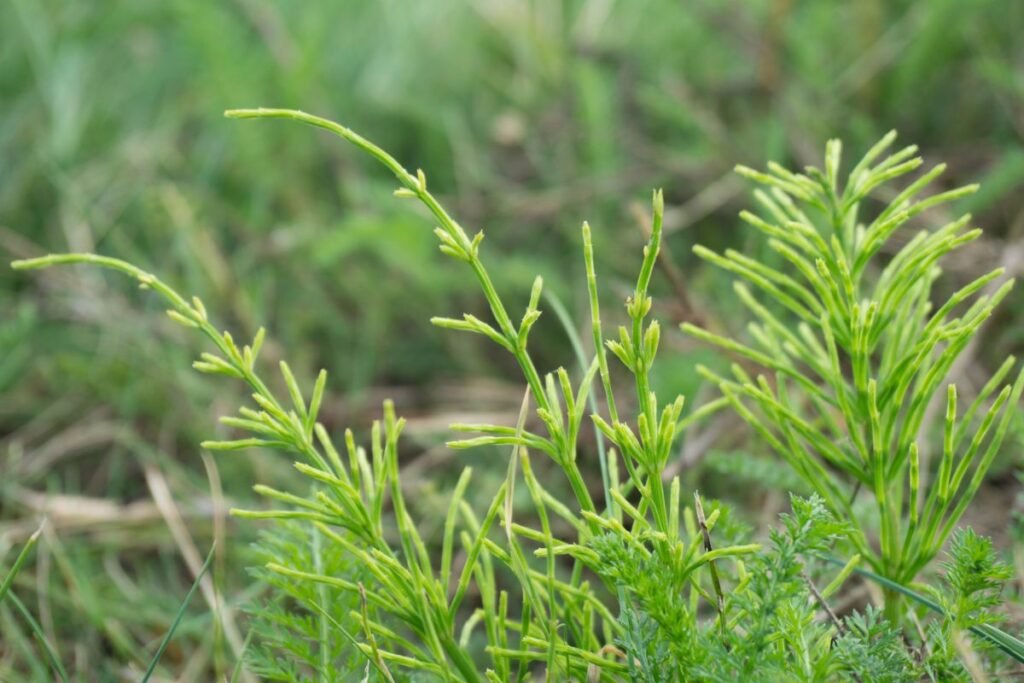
[684,132,1024,609]
[3,1,1024,680]
[10,113,1024,679]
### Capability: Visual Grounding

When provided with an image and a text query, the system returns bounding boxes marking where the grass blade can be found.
[141,542,217,682]
[7,591,70,682]
[825,556,1024,663]
[0,526,68,681]
[0,525,42,607]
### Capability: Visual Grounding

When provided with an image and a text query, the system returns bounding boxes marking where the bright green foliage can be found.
[210,109,762,679]
[684,133,1024,596]
[244,523,364,681]
[937,528,1013,631]
[718,496,854,680]
[833,608,917,683]
[917,529,1015,682]
[590,494,929,681]
[12,114,1021,680]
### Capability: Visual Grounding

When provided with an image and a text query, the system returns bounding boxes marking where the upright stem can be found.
[647,467,670,534]
[564,460,597,520]
[443,635,484,683]
[883,588,903,626]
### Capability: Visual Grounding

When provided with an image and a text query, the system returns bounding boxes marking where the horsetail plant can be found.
[683,132,1024,618]
[11,109,763,680]
[12,111,1021,680]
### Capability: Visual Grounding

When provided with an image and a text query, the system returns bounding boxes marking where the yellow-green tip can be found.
[12,253,110,270]
[11,257,44,270]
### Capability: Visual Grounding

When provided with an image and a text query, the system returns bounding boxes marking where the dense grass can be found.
[2,1,1024,679]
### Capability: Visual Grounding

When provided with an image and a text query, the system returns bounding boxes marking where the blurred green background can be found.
[2,0,1023,679]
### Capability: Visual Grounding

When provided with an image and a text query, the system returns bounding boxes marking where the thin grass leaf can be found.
[0,525,41,607]
[141,543,217,683]
[829,558,1024,664]
[7,591,69,683]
